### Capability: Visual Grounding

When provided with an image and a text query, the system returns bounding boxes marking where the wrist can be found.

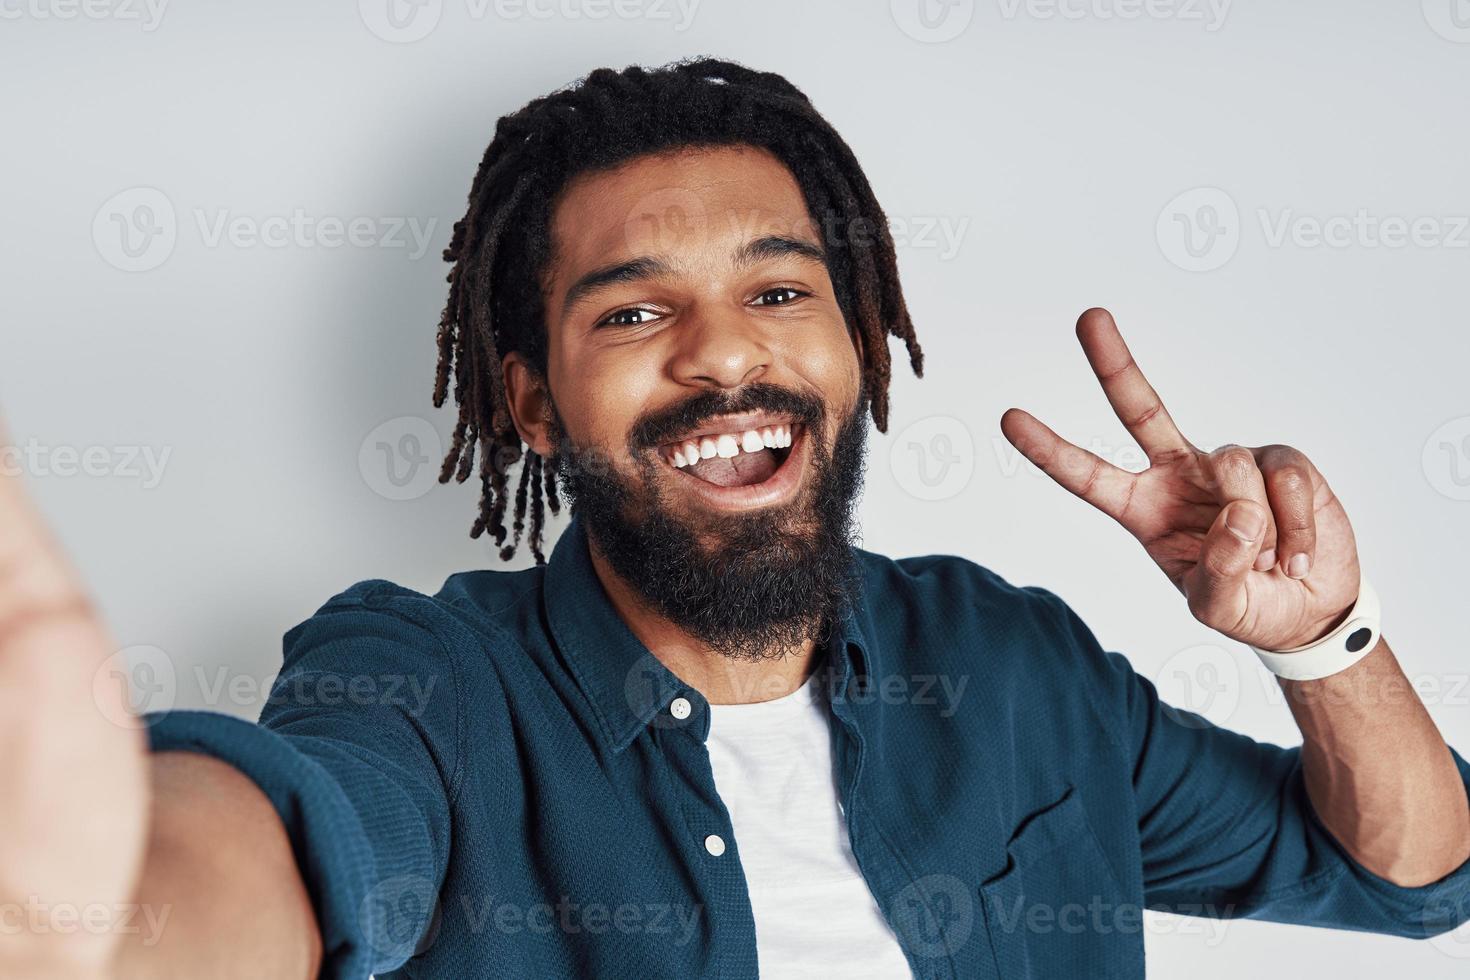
[1249,574,1382,681]
[1287,600,1357,650]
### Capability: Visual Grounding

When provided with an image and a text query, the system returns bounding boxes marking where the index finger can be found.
[1074,308,1193,464]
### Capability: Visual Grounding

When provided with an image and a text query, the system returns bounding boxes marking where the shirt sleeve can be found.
[1037,588,1470,940]
[144,581,463,979]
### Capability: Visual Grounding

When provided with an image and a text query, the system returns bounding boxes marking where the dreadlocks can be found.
[433,57,923,564]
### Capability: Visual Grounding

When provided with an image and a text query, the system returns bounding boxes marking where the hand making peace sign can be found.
[1000,308,1362,653]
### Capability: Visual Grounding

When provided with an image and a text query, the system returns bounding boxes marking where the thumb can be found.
[1183,499,1266,632]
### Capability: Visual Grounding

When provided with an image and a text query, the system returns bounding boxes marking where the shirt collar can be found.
[543,516,879,753]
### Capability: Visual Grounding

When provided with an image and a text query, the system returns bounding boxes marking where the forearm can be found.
[1283,635,1470,886]
[111,752,322,979]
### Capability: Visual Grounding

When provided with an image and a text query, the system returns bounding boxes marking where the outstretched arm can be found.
[0,412,321,979]
[1002,307,1470,886]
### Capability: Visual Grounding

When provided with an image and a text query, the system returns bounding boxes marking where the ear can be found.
[502,352,553,457]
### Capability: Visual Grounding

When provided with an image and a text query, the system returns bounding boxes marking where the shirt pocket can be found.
[978,784,1144,979]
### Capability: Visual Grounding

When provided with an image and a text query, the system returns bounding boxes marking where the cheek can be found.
[778,320,862,408]
[549,345,665,452]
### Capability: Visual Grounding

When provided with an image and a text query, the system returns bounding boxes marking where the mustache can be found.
[627,382,826,450]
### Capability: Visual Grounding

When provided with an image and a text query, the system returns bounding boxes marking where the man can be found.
[2,58,1468,979]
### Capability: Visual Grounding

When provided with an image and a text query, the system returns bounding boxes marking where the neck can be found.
[587,539,820,705]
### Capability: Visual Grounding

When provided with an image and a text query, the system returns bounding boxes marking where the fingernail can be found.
[1287,553,1310,579]
[1256,548,1277,570]
[1226,504,1265,541]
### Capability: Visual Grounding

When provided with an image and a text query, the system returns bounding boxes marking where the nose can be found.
[668,307,772,390]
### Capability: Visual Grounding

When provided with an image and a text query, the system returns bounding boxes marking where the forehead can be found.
[547,145,818,281]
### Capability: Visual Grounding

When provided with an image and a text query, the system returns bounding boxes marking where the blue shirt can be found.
[147,517,1470,978]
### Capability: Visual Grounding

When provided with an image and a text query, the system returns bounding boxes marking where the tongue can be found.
[685,448,780,488]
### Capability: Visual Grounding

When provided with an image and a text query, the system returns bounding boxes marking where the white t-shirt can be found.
[705,675,913,979]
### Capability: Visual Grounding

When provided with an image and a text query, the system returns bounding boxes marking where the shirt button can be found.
[669,697,692,720]
[704,834,726,857]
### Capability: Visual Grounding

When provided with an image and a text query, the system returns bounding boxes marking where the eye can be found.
[597,307,662,328]
[752,286,808,307]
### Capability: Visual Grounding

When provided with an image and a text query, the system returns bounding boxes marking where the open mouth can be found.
[653,415,808,510]
[662,422,798,486]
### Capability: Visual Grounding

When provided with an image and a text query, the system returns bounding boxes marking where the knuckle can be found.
[1201,543,1243,580]
[1261,443,1309,469]
[1268,465,1314,511]
[1210,445,1257,481]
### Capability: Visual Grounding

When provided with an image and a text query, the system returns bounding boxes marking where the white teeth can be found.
[667,424,799,468]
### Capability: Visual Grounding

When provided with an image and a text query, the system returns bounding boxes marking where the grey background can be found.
[3,0,1470,972]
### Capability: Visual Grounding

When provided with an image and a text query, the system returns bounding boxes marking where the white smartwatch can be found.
[1248,574,1382,682]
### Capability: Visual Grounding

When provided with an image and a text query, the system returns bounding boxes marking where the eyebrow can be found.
[733,234,828,269]
[560,235,828,311]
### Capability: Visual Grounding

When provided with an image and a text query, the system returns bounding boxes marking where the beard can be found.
[546,381,868,662]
